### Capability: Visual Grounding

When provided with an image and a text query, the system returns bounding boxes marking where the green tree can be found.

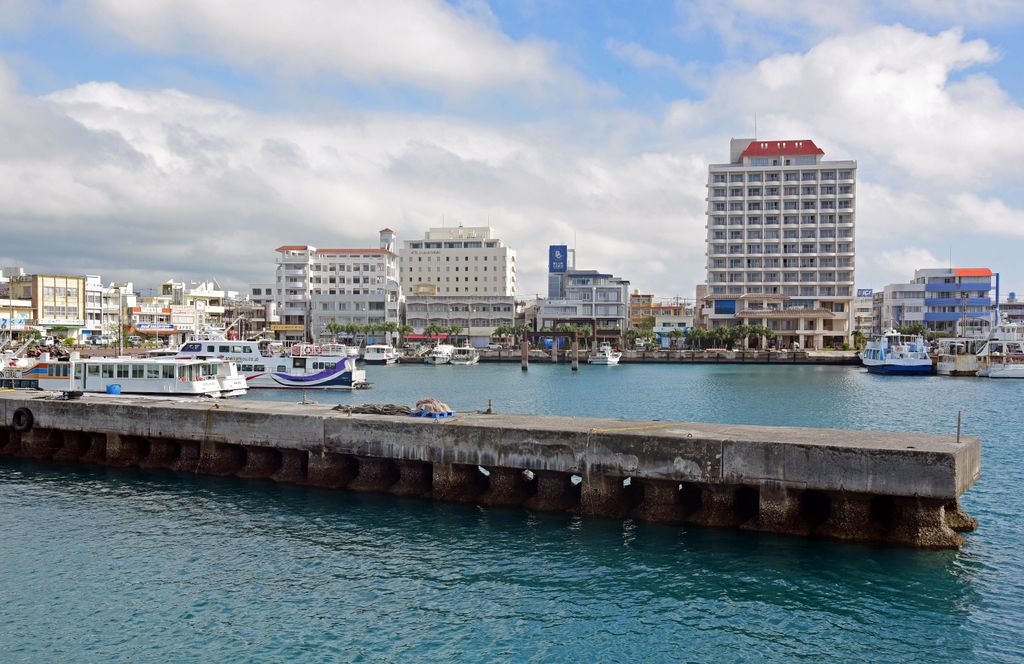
[324,321,343,342]
[667,328,685,349]
[851,330,867,350]
[447,325,465,345]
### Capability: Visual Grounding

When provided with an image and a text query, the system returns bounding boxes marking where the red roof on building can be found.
[313,248,393,255]
[739,139,824,159]
[275,245,309,252]
[954,268,992,277]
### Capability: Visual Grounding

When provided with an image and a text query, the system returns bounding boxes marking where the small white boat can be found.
[425,344,455,365]
[588,344,622,365]
[859,330,933,375]
[364,344,399,365]
[450,346,480,365]
[1,353,247,397]
[976,319,1024,379]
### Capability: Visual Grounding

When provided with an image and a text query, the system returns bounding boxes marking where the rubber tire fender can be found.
[11,407,33,433]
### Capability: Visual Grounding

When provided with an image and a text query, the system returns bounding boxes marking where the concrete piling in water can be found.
[0,394,982,549]
[572,336,579,372]
[520,341,529,371]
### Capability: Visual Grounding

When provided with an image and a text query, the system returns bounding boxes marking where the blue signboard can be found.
[856,288,874,297]
[549,245,568,273]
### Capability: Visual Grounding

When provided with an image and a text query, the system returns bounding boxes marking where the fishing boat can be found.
[425,344,455,365]
[363,344,399,365]
[1,352,247,397]
[588,344,622,366]
[976,319,1024,379]
[935,338,983,377]
[450,346,480,365]
[859,330,933,375]
[174,338,366,389]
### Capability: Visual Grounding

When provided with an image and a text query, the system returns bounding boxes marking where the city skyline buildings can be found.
[1,4,1023,299]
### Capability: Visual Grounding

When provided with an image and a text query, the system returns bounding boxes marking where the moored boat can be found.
[425,344,455,365]
[450,346,480,365]
[859,330,933,375]
[588,344,622,366]
[975,319,1024,379]
[935,338,983,377]
[1,353,247,397]
[363,344,399,365]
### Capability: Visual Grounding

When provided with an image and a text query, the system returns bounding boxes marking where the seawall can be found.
[0,392,979,548]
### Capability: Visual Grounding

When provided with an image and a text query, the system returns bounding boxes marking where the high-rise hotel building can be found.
[703,138,856,349]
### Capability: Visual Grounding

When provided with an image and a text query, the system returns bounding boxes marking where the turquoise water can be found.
[2,365,1023,662]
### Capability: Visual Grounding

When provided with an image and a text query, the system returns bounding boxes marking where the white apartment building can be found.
[404,295,516,347]
[703,138,856,349]
[84,275,103,339]
[400,225,516,297]
[267,229,401,342]
[878,268,993,336]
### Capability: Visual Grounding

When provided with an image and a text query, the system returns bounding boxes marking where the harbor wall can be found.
[0,393,979,548]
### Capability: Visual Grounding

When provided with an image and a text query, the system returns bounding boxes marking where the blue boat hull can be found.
[864,363,934,375]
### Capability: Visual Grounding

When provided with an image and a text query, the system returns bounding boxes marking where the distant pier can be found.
[0,392,978,548]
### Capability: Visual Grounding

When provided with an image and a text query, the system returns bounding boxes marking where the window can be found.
[163,365,175,379]
[102,365,114,378]
[147,365,160,379]
[87,364,100,377]
[132,364,144,378]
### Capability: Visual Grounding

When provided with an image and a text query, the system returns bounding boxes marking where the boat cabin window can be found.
[254,365,265,372]
[207,345,216,352]
[219,345,230,353]
[102,365,115,378]
[147,365,160,379]
[117,365,130,378]
[277,365,286,372]
[162,365,175,379]
[293,358,306,369]
[75,365,83,379]
[232,345,246,353]
[87,365,100,377]
[241,364,253,372]
[132,365,145,378]
[182,343,202,352]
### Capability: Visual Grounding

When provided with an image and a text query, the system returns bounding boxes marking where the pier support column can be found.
[817,492,877,541]
[631,480,688,524]
[741,484,807,535]
[944,500,978,532]
[139,438,181,470]
[0,428,18,456]
[580,474,637,519]
[306,451,356,489]
[105,433,148,467]
[169,440,200,472]
[888,497,963,548]
[521,341,529,371]
[478,467,531,507]
[348,456,399,492]
[272,448,308,484]
[237,446,282,479]
[52,431,91,462]
[571,338,579,371]
[79,432,108,464]
[432,463,486,503]
[391,460,433,497]
[196,441,245,476]
[523,470,579,512]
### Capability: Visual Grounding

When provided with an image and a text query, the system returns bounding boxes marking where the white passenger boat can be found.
[0,354,247,397]
[175,338,366,389]
[363,344,399,365]
[450,346,480,365]
[976,320,1024,379]
[588,344,622,366]
[425,344,455,365]
[935,338,983,377]
[859,330,933,375]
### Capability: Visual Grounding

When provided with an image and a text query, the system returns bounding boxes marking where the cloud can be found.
[605,38,699,85]
[861,247,944,286]
[74,0,582,98]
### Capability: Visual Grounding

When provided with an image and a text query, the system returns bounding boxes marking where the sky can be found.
[2,0,1024,300]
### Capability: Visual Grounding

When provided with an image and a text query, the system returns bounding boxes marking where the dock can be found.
[0,392,979,548]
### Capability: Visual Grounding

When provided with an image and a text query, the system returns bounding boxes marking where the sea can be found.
[1,364,1022,662]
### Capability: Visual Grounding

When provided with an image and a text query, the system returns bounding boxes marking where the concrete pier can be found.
[0,393,981,548]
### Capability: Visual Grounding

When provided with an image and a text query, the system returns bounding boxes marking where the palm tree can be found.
[512,323,532,345]
[447,325,465,345]
[667,328,685,349]
[324,321,343,342]
[397,324,414,346]
[424,323,445,339]
[852,330,867,350]
[379,321,398,345]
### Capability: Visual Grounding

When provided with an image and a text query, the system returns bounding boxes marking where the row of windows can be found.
[711,170,854,183]
[410,255,509,262]
[710,243,854,254]
[407,241,501,249]
[408,266,504,272]
[710,215,853,225]
[710,272,854,283]
[709,285,853,297]
[711,185,854,197]
[711,258,853,268]
[713,200,854,211]
[711,229,852,240]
